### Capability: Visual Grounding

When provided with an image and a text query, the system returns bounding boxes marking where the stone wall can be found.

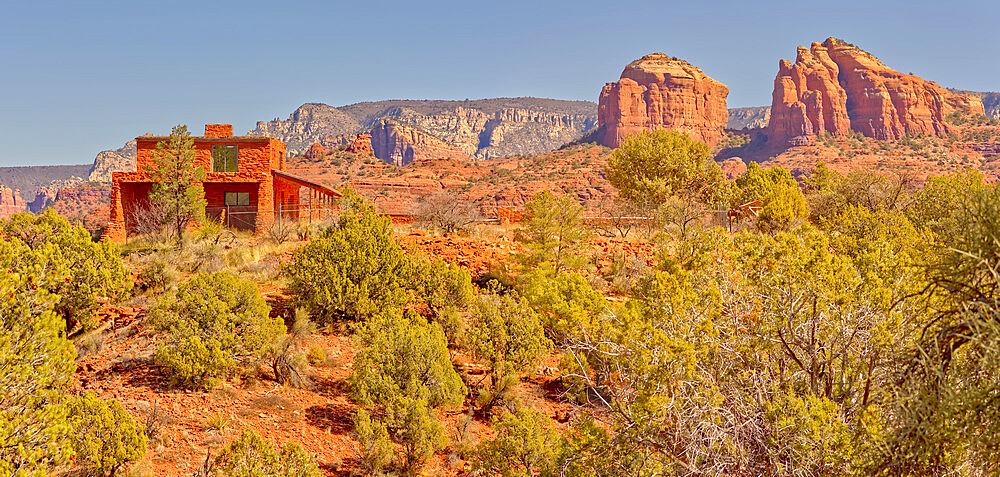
[106,126,286,241]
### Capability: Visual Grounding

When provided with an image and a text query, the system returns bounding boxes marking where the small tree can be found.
[605,130,729,213]
[285,190,414,323]
[472,408,563,477]
[147,125,206,249]
[734,162,808,232]
[353,409,393,475]
[67,393,147,477]
[0,210,132,335]
[350,310,465,473]
[413,258,475,317]
[414,189,482,233]
[211,430,322,476]
[152,271,284,389]
[515,191,590,275]
[467,290,551,415]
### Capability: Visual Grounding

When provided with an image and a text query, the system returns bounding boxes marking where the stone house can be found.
[105,124,339,241]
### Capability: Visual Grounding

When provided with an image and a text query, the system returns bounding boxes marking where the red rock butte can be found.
[597,52,729,148]
[768,37,985,146]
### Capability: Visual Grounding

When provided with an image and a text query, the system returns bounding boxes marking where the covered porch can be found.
[272,170,342,224]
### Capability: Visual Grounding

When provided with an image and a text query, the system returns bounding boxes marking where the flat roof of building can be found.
[136,136,277,143]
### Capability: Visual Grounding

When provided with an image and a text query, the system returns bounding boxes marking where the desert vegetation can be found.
[6,128,1000,476]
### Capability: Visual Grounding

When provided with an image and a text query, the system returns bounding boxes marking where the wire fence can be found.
[119,203,744,243]
[203,205,338,230]
[120,204,338,243]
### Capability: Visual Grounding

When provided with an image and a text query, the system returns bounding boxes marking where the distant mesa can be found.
[249,98,599,163]
[768,37,985,147]
[597,52,729,148]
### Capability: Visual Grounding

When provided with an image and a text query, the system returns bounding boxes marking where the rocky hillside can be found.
[0,164,90,216]
[951,89,1000,120]
[88,139,138,182]
[727,106,771,130]
[768,38,984,147]
[596,53,729,148]
[0,164,90,199]
[249,97,598,161]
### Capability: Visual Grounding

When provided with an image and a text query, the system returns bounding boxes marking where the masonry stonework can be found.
[106,124,337,241]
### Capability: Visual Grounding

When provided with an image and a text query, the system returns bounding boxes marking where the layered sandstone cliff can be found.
[252,103,363,153]
[950,89,1000,120]
[597,53,729,148]
[727,106,771,130]
[88,139,138,182]
[370,120,469,166]
[0,186,26,217]
[249,98,597,160]
[768,38,985,145]
[346,134,374,156]
[768,43,851,146]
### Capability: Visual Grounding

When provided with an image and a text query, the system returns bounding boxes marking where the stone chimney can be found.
[205,124,234,138]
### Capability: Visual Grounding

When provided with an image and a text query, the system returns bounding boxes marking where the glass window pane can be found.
[212,146,224,172]
[224,192,236,206]
[213,145,238,172]
[227,146,238,172]
[238,192,250,206]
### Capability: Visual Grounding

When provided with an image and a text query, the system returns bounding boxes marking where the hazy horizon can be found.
[2,0,997,166]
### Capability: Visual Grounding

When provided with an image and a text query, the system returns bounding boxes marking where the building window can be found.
[224,192,250,206]
[212,145,238,172]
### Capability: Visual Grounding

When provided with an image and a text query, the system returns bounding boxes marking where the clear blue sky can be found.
[1,0,996,166]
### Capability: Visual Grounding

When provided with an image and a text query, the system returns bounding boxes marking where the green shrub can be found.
[514,191,590,275]
[414,259,474,315]
[518,269,608,342]
[397,398,448,472]
[467,291,551,415]
[435,306,465,347]
[350,310,465,473]
[137,258,176,293]
[734,162,808,232]
[285,190,414,322]
[211,430,322,476]
[152,271,284,389]
[351,310,466,418]
[271,313,314,389]
[67,393,147,476]
[0,209,132,334]
[0,267,76,475]
[306,345,326,366]
[353,409,393,475]
[472,408,562,477]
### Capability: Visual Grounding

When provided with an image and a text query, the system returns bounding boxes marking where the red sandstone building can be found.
[106,124,338,241]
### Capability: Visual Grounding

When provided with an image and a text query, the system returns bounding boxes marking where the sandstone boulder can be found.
[303,142,329,159]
